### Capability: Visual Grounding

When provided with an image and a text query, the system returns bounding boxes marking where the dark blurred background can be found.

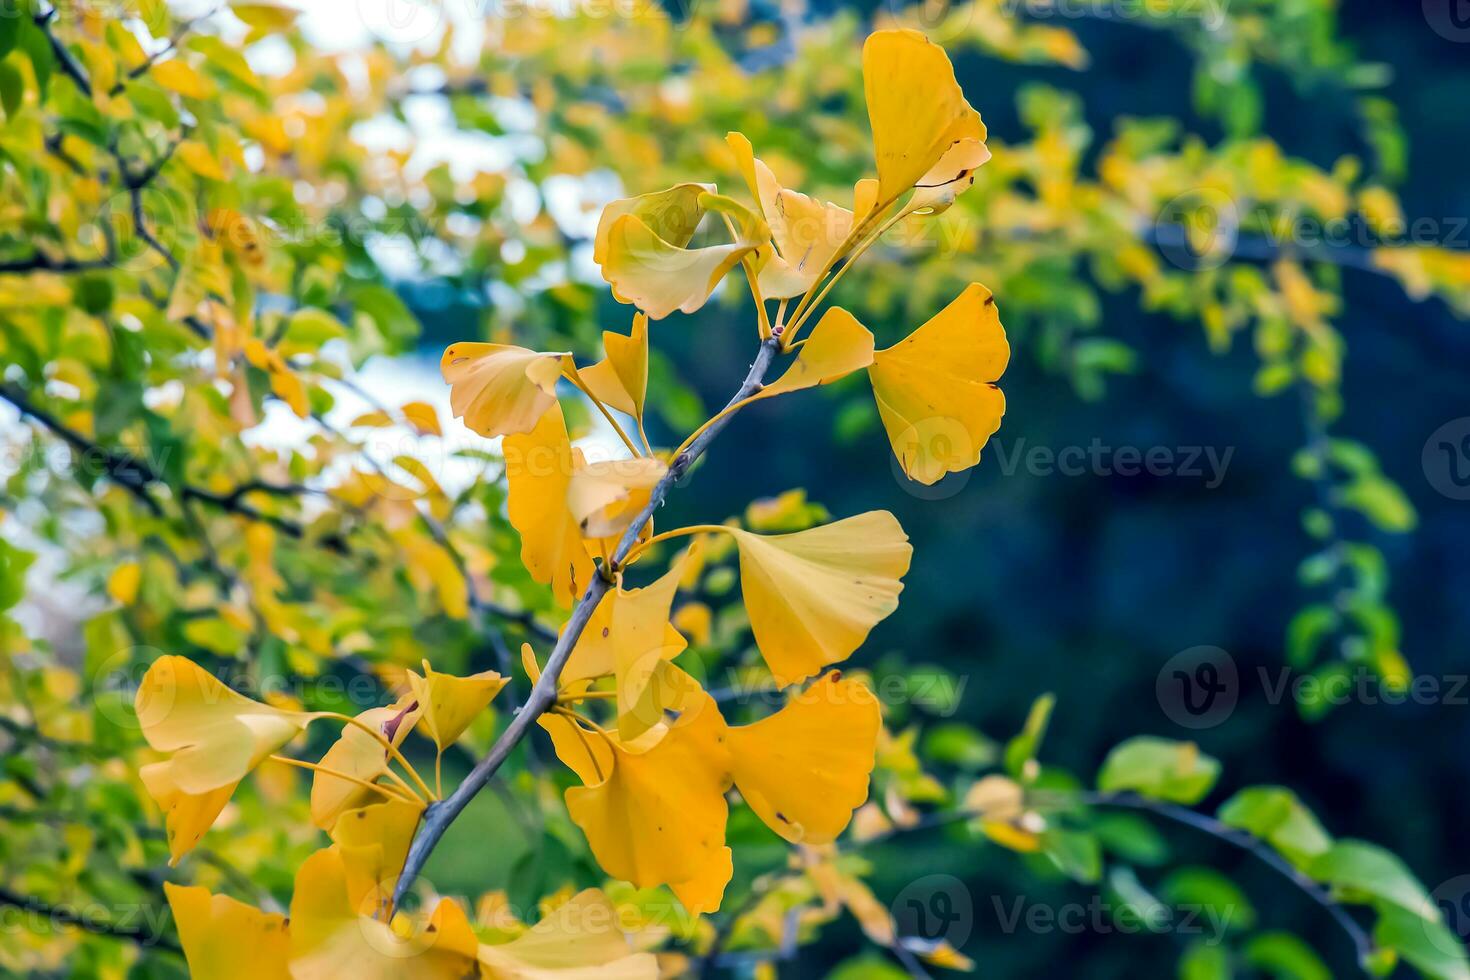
[662,3,1470,974]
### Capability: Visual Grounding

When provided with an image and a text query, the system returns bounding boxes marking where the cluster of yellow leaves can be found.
[590,29,1008,486]
[167,871,654,979]
[540,669,881,914]
[136,656,662,976]
[427,28,1010,915]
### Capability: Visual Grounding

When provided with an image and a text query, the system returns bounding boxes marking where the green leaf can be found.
[0,538,35,612]
[1310,840,1435,919]
[1217,786,1332,867]
[922,723,998,771]
[1004,692,1055,780]
[1093,812,1171,866]
[1285,605,1337,670]
[0,59,22,119]
[17,16,54,96]
[1041,827,1101,884]
[1097,737,1220,804]
[181,616,248,657]
[827,955,909,980]
[1339,476,1417,533]
[0,10,21,61]
[281,307,348,351]
[1159,867,1255,933]
[1374,902,1470,980]
[1241,931,1332,980]
[1179,940,1232,980]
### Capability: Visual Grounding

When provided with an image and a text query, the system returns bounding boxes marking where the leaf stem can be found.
[620,524,733,568]
[310,712,437,802]
[552,707,608,783]
[268,755,421,806]
[785,208,907,343]
[568,374,642,457]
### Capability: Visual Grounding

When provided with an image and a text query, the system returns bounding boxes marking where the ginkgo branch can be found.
[1029,790,1376,969]
[392,334,782,909]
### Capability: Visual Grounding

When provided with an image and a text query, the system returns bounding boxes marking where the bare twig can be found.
[1030,790,1374,969]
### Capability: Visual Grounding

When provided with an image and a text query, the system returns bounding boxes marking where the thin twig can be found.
[0,886,181,953]
[392,335,782,909]
[1030,790,1374,969]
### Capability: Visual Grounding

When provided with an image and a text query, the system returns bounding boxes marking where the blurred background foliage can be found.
[0,0,1467,977]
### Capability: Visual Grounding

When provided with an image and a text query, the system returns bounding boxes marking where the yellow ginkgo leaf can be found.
[608,560,688,740]
[542,687,734,914]
[730,512,912,687]
[727,132,854,299]
[164,882,289,980]
[309,695,422,830]
[756,307,874,399]
[330,797,423,915]
[405,662,507,750]
[862,29,987,206]
[153,59,216,99]
[440,342,568,438]
[599,194,768,320]
[134,656,307,796]
[729,671,881,844]
[562,587,687,686]
[108,561,141,604]
[579,312,649,422]
[138,762,237,865]
[176,140,228,181]
[593,183,714,267]
[503,403,594,606]
[566,456,667,539]
[400,400,442,436]
[289,847,480,980]
[477,889,658,977]
[868,283,1009,486]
